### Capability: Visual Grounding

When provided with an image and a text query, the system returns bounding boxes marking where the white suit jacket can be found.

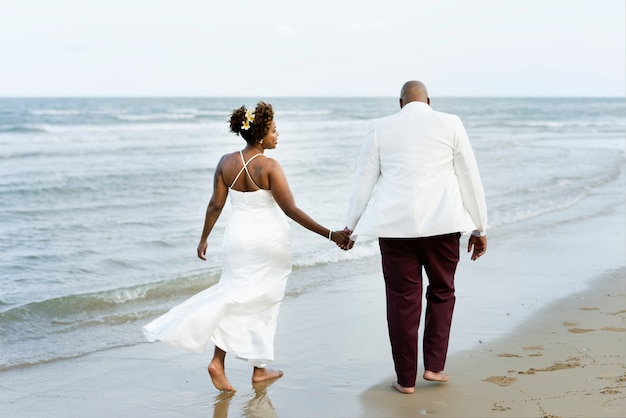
[345,101,487,238]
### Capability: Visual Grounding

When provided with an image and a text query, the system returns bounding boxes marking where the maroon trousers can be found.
[379,233,461,387]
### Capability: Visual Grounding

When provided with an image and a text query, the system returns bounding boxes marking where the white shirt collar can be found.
[402,101,431,111]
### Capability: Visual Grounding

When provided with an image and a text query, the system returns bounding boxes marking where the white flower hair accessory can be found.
[241,109,255,130]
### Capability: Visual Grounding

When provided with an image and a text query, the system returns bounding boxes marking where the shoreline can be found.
[1,266,623,417]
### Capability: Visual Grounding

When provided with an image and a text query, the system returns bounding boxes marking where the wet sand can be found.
[0,264,624,418]
[359,266,626,417]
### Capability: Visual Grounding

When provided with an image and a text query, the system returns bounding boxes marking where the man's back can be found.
[346,100,487,238]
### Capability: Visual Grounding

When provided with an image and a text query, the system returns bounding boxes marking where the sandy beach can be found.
[1,263,624,417]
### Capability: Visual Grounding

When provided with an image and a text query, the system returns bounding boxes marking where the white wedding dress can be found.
[143,152,291,366]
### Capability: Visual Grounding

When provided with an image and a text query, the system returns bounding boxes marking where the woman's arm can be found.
[197,157,229,260]
[268,159,348,246]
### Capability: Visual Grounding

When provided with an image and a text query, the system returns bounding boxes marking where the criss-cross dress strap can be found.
[230,151,263,190]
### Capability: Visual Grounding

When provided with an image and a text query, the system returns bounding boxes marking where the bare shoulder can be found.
[216,151,240,168]
[260,153,278,163]
[259,155,283,172]
[221,151,241,161]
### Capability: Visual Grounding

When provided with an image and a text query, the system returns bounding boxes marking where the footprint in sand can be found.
[600,326,626,332]
[483,376,517,387]
[568,328,595,333]
[523,345,543,351]
[498,353,523,358]
[518,358,581,375]
[491,404,511,411]
[522,346,544,357]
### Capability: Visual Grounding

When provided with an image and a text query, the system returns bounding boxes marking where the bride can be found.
[143,101,350,392]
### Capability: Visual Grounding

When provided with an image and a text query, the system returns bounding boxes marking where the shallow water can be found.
[1,97,624,370]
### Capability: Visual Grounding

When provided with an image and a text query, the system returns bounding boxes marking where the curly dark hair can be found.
[229,101,274,145]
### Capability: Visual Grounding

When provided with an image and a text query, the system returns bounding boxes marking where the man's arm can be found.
[452,116,488,235]
[345,122,380,235]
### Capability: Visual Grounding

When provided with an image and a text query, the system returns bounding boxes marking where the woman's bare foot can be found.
[423,370,449,382]
[208,360,235,392]
[391,381,415,394]
[252,367,284,383]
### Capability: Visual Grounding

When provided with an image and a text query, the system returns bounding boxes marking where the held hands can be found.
[467,234,487,261]
[330,228,355,251]
[329,227,355,251]
[343,227,355,250]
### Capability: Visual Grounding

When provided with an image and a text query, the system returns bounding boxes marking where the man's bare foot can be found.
[423,370,449,382]
[392,381,415,394]
[252,367,284,383]
[208,360,235,392]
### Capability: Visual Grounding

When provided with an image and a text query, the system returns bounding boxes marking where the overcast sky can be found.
[1,0,624,97]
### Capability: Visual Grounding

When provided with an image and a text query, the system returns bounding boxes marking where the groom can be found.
[343,80,488,393]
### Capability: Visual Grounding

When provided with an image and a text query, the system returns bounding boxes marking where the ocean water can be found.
[0,97,624,371]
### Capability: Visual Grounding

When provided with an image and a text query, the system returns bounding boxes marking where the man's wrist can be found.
[471,230,486,237]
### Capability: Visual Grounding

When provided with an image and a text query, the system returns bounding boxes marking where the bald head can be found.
[399,81,429,108]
